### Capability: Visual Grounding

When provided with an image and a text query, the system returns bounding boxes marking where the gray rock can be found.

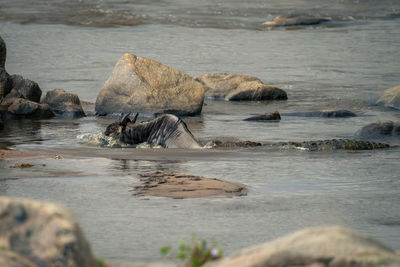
[0,35,6,69]
[42,88,85,118]
[95,53,205,116]
[0,69,12,100]
[4,98,54,119]
[10,75,42,103]
[195,73,262,99]
[377,85,400,110]
[244,111,281,121]
[0,197,97,267]
[282,109,356,118]
[212,226,400,267]
[226,81,287,101]
[356,120,400,139]
[263,14,331,27]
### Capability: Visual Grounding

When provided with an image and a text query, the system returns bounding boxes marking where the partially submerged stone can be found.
[42,88,85,118]
[377,85,400,110]
[282,109,356,118]
[195,73,287,101]
[0,69,12,99]
[356,120,400,139]
[227,81,287,101]
[195,73,262,99]
[245,111,281,121]
[9,74,42,103]
[213,226,400,267]
[95,53,205,116]
[4,98,54,119]
[133,172,247,198]
[263,14,331,27]
[0,197,97,267]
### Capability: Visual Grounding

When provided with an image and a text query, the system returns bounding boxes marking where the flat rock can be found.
[95,53,205,116]
[0,35,6,69]
[133,172,247,199]
[42,88,85,117]
[4,98,54,119]
[263,14,331,27]
[0,197,97,267]
[282,109,356,118]
[377,85,400,109]
[245,111,281,121]
[9,74,42,103]
[212,226,400,267]
[195,73,262,99]
[226,81,287,101]
[356,120,400,139]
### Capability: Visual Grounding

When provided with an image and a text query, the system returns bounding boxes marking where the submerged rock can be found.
[9,74,42,103]
[213,226,400,267]
[0,197,97,267]
[244,111,281,121]
[282,109,356,118]
[3,98,54,119]
[0,35,6,69]
[104,113,202,149]
[356,120,400,139]
[133,172,247,198]
[377,85,400,110]
[195,73,262,99]
[227,81,287,101]
[195,73,287,101]
[42,88,85,118]
[263,14,331,27]
[95,53,205,116]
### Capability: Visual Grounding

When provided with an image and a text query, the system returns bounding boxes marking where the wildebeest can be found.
[104,113,202,149]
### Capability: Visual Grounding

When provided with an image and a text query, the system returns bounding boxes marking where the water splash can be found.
[77,133,124,148]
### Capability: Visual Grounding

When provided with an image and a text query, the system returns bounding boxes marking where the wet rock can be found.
[356,120,400,139]
[282,109,356,118]
[42,88,85,118]
[226,81,287,101]
[212,226,400,267]
[195,73,262,99]
[377,85,400,110]
[263,14,331,27]
[133,172,247,198]
[244,111,281,121]
[0,69,12,100]
[4,98,54,119]
[9,75,42,103]
[95,53,205,116]
[280,139,389,151]
[0,197,97,267]
[0,35,6,69]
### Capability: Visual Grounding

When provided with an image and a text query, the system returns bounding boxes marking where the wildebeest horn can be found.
[132,112,139,124]
[121,113,131,125]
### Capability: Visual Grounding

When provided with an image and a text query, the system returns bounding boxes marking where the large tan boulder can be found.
[377,85,400,110]
[95,53,205,116]
[213,226,400,267]
[195,73,287,101]
[0,197,97,267]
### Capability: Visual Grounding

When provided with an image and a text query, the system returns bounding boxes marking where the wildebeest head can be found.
[104,112,138,137]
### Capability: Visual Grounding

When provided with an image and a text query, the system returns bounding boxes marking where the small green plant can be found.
[96,258,105,267]
[161,235,223,267]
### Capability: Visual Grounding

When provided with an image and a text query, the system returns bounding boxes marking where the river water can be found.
[1,0,400,261]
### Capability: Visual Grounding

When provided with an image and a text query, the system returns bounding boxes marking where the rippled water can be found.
[1,0,400,262]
